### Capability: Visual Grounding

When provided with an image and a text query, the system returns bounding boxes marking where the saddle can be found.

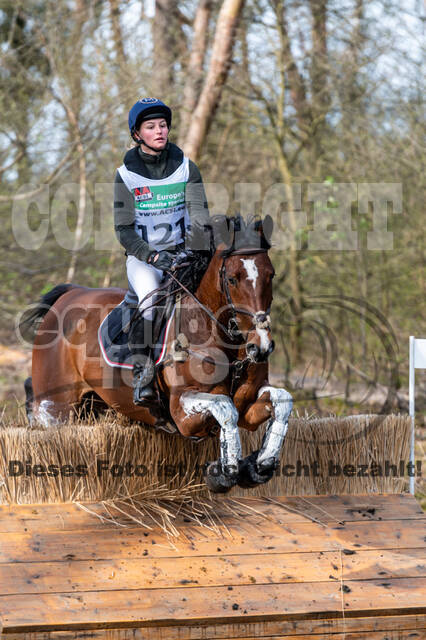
[98,294,175,371]
[98,250,211,371]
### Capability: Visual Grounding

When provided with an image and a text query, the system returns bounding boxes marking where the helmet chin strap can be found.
[137,138,163,153]
[132,130,168,154]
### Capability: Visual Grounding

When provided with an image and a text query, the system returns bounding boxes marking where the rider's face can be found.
[136,118,169,153]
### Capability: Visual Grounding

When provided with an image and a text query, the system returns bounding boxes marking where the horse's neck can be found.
[194,251,222,310]
[193,251,247,360]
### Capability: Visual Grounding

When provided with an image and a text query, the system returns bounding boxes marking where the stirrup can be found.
[132,360,156,404]
[133,382,157,404]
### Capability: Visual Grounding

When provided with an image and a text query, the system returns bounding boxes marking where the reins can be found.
[130,246,272,394]
[133,248,270,343]
[166,268,236,341]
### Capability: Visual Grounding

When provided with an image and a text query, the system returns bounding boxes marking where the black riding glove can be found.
[147,250,175,271]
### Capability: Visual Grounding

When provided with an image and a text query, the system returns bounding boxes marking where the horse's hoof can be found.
[204,461,238,494]
[257,456,277,474]
[237,451,276,488]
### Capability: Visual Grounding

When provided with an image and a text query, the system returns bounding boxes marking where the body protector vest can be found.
[118,150,190,251]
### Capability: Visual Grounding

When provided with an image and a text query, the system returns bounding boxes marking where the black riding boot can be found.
[128,315,157,404]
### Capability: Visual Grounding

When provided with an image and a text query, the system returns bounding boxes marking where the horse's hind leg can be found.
[24,377,34,424]
[31,359,82,426]
[24,376,66,428]
[78,392,108,420]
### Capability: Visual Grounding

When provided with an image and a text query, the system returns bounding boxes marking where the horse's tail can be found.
[19,283,76,343]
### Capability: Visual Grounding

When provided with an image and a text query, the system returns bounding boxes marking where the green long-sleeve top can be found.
[114,142,209,262]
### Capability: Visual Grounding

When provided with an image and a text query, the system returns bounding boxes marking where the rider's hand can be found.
[148,250,175,271]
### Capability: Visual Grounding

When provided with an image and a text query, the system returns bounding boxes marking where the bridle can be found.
[219,247,271,343]
[157,246,271,345]
[135,246,274,394]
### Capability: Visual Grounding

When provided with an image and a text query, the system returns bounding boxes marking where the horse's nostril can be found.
[246,343,260,358]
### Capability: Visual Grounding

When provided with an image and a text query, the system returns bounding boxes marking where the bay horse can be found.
[21,216,293,492]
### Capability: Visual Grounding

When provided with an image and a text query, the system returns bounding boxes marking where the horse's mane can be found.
[149,215,273,345]
[178,214,272,292]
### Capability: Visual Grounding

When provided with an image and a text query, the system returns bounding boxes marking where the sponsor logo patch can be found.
[134,186,153,202]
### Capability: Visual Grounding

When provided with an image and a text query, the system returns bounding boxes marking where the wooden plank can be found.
[3,633,425,640]
[213,634,425,640]
[0,518,424,564]
[0,582,344,631]
[2,614,426,639]
[343,577,426,614]
[0,494,422,534]
[2,548,425,597]
[0,500,319,535]
[0,551,342,595]
[1,579,426,633]
[342,548,426,580]
[265,493,425,523]
[0,496,424,638]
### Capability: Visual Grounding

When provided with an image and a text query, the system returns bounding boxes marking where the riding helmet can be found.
[128,98,172,135]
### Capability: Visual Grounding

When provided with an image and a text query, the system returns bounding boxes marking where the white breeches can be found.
[126,255,163,321]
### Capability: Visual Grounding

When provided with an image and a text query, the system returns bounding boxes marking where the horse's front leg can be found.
[171,391,242,493]
[238,385,293,488]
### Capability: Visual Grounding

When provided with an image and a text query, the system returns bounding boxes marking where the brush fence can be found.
[0,414,410,504]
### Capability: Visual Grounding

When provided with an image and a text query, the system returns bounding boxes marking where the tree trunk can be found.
[276,145,303,365]
[178,0,212,146]
[64,102,87,284]
[108,0,132,108]
[309,0,329,176]
[274,0,310,135]
[181,0,246,162]
[153,0,181,98]
[67,0,85,175]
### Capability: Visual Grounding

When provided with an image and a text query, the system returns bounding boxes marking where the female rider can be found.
[114,98,210,404]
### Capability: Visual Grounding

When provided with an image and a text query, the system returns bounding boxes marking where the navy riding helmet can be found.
[128,98,172,138]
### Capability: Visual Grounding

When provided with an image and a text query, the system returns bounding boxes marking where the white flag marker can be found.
[409,337,426,495]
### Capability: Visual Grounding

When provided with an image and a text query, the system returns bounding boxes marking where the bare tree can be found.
[181,0,246,162]
[108,0,132,108]
[153,0,185,98]
[178,0,213,145]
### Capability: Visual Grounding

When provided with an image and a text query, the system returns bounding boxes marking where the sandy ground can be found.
[0,344,31,418]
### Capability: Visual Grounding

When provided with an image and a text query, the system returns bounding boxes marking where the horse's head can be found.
[208,215,275,363]
[220,248,275,362]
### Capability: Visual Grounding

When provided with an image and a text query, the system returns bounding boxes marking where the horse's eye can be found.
[228,277,237,286]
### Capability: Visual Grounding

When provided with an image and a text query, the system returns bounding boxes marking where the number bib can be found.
[118,157,190,249]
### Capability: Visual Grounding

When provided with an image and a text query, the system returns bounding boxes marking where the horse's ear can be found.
[210,214,233,248]
[262,214,274,243]
[232,214,246,234]
[254,215,273,247]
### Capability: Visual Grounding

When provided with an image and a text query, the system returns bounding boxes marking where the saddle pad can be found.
[98,300,175,369]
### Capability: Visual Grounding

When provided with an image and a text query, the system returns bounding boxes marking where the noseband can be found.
[220,247,271,342]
